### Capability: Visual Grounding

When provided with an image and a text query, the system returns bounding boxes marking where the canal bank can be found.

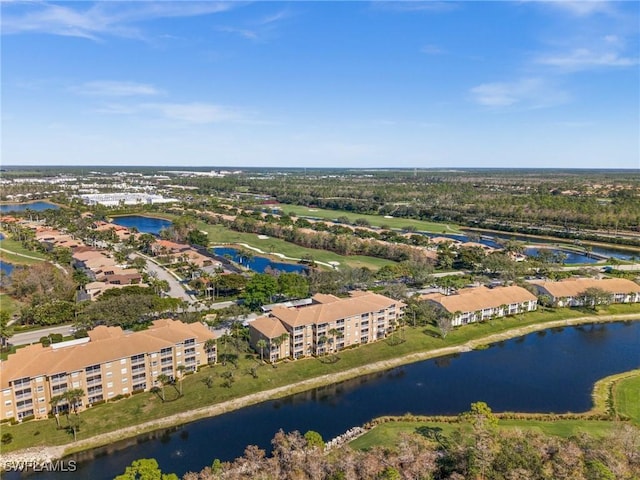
[3,311,638,466]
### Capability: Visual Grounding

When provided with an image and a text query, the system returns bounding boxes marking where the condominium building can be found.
[0,320,216,421]
[249,291,405,362]
[529,277,640,307]
[422,285,538,326]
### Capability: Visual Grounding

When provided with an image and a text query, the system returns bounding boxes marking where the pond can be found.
[0,201,59,213]
[0,260,14,276]
[524,247,599,265]
[110,216,173,236]
[213,247,308,274]
[20,320,640,480]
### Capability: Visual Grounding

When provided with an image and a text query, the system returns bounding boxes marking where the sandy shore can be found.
[2,312,638,463]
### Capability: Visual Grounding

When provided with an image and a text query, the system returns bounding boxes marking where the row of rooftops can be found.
[421,278,640,314]
[250,291,405,338]
[150,239,219,269]
[0,320,215,390]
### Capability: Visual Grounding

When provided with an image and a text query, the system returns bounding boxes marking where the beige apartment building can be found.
[0,319,216,421]
[529,277,640,307]
[422,285,538,326]
[249,291,405,361]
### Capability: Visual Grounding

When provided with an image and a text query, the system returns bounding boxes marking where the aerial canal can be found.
[17,320,640,480]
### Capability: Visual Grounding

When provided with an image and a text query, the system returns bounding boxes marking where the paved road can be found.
[132,253,194,303]
[10,325,74,346]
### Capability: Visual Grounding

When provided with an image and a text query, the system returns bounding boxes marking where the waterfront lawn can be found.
[0,234,47,264]
[277,204,462,234]
[614,374,640,424]
[201,224,394,270]
[350,419,621,451]
[3,304,640,453]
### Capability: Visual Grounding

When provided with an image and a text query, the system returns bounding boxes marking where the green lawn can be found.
[350,419,621,451]
[201,224,395,270]
[277,204,462,234]
[0,293,23,318]
[614,374,640,424]
[0,233,47,264]
[4,304,639,453]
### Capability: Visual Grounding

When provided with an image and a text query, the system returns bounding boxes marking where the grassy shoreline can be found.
[350,369,640,450]
[1,308,638,460]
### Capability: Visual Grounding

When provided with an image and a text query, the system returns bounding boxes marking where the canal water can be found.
[213,247,308,274]
[16,321,639,480]
[0,202,59,213]
[110,216,172,236]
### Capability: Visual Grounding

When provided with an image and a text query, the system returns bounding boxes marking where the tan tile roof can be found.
[422,285,537,314]
[272,292,404,328]
[250,316,288,339]
[312,293,341,304]
[0,319,215,389]
[530,278,640,298]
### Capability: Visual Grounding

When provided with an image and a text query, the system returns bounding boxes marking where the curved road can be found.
[131,253,194,303]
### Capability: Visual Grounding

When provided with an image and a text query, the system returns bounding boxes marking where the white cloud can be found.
[97,101,251,124]
[537,48,638,70]
[73,81,164,97]
[370,1,458,13]
[1,2,236,40]
[216,7,292,42]
[470,78,568,108]
[421,44,445,55]
[542,1,614,17]
[143,102,246,124]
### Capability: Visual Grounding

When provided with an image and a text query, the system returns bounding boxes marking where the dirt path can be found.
[3,313,638,463]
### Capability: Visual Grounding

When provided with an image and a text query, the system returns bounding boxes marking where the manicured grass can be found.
[350,419,621,450]
[614,374,640,424]
[201,224,394,270]
[0,293,23,317]
[4,304,639,453]
[278,204,462,234]
[0,233,47,264]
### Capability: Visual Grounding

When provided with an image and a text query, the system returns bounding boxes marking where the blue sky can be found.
[2,1,639,168]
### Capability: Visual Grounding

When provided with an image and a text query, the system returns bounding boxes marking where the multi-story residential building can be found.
[529,278,640,307]
[422,285,538,326]
[0,319,216,421]
[249,291,405,362]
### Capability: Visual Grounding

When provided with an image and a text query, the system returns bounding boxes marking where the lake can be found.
[213,246,308,274]
[0,201,59,213]
[19,320,639,480]
[110,216,173,236]
[525,247,599,264]
[0,260,14,276]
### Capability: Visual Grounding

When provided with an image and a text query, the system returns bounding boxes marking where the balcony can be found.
[131,365,146,374]
[86,378,103,387]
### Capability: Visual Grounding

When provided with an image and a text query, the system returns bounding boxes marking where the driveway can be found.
[132,253,194,303]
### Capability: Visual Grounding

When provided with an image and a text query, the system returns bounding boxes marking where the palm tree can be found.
[328,328,340,354]
[256,339,268,362]
[50,394,65,428]
[317,335,328,356]
[176,365,186,396]
[64,388,85,414]
[156,374,169,402]
[0,311,14,353]
[204,338,217,364]
[271,332,289,361]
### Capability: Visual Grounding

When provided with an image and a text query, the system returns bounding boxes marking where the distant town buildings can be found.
[78,193,179,207]
[0,320,217,421]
